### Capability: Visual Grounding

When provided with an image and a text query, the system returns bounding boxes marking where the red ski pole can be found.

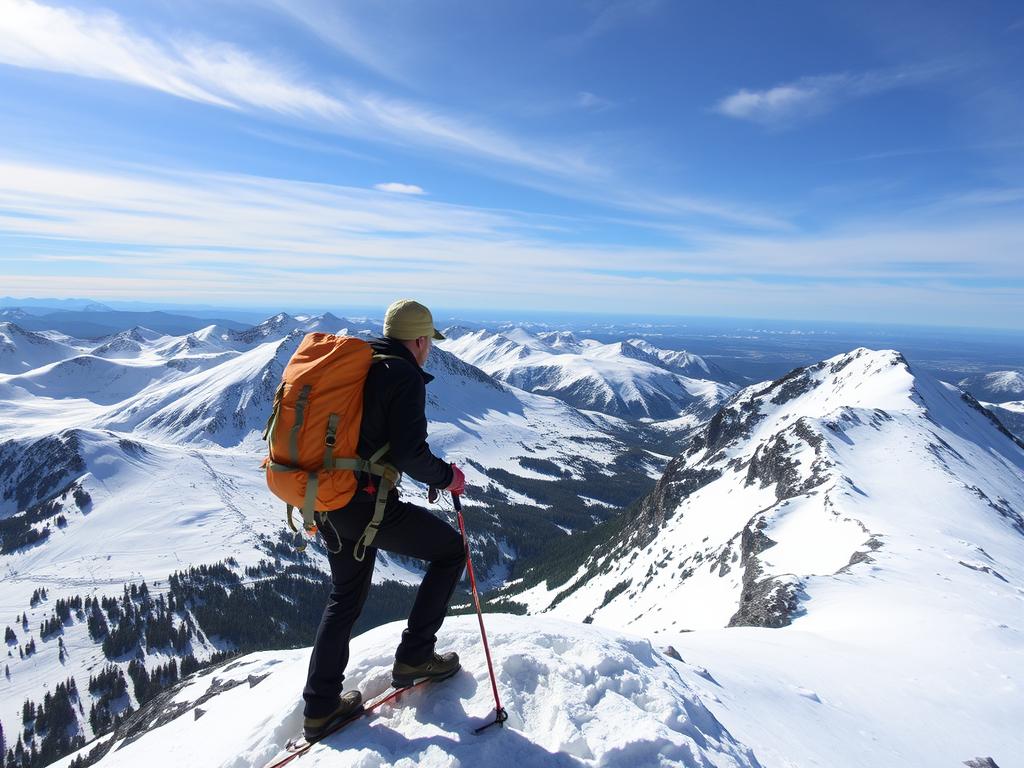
[452,492,508,733]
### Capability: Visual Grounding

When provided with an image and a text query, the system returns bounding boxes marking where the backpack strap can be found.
[327,443,399,562]
[261,383,284,441]
[342,353,406,559]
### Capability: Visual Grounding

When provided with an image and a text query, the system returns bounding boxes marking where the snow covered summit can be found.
[56,615,760,768]
[489,347,1024,767]
[522,346,1024,632]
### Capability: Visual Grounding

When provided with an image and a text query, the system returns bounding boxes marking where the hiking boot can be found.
[391,651,461,688]
[303,690,363,742]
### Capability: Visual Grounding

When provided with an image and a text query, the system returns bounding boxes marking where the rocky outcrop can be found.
[0,431,86,514]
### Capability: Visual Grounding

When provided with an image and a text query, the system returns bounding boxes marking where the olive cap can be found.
[383,299,445,341]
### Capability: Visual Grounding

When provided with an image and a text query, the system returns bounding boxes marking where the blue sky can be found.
[0,0,1022,327]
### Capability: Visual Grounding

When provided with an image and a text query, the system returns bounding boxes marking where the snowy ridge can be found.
[423,348,622,487]
[626,338,735,382]
[439,327,737,420]
[490,347,1024,766]
[519,348,1024,630]
[92,327,166,359]
[54,616,760,768]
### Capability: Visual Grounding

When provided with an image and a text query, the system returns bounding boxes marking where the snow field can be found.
[55,615,761,768]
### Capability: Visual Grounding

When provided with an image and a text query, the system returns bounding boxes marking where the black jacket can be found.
[353,337,453,497]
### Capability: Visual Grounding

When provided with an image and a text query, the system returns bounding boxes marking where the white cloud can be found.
[374,182,426,195]
[714,65,950,126]
[0,1,802,233]
[715,82,828,125]
[256,0,415,84]
[0,0,596,178]
[1,158,1022,328]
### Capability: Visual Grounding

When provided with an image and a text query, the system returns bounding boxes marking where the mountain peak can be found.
[531,344,1024,638]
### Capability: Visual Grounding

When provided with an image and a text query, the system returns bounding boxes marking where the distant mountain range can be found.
[440,326,740,420]
[0,308,251,339]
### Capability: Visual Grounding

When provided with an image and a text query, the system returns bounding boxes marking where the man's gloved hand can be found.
[446,463,465,496]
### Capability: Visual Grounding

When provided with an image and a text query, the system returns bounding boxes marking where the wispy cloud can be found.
[0,0,597,178]
[714,64,952,127]
[374,182,425,195]
[0,0,801,234]
[1,158,1022,328]
[255,0,416,84]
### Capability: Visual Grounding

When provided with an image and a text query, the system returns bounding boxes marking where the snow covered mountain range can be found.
[2,314,1022,768]
[958,369,1024,402]
[440,326,738,421]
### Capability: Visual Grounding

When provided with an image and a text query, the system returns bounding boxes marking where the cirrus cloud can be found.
[714,64,954,127]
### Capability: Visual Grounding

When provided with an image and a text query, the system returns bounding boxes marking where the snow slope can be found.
[423,348,622,484]
[518,348,1024,629]
[500,347,1024,766]
[0,322,82,374]
[54,615,761,768]
[440,327,736,420]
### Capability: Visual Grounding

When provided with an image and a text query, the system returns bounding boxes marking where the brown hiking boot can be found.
[303,690,363,742]
[391,651,461,688]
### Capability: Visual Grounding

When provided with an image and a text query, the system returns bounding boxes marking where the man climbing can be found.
[301,298,467,741]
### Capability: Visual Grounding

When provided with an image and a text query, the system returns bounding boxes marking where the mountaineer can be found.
[263,298,467,741]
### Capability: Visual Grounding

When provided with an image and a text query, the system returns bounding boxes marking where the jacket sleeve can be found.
[383,365,454,488]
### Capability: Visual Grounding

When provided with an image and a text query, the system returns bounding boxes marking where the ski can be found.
[262,677,433,768]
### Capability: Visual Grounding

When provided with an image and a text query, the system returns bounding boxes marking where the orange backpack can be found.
[262,333,402,560]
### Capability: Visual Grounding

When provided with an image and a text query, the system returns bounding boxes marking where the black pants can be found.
[302,493,465,718]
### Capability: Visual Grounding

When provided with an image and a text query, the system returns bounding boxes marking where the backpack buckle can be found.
[324,435,336,447]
